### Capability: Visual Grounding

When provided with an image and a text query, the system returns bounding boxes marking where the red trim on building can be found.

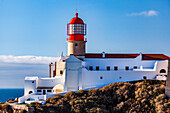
[85,53,140,58]
[105,54,140,58]
[142,54,170,60]
[85,53,103,58]
[85,53,170,60]
[68,34,85,41]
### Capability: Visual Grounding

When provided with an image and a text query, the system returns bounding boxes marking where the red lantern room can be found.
[67,13,86,41]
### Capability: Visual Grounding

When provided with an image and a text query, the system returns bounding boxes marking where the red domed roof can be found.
[69,13,84,24]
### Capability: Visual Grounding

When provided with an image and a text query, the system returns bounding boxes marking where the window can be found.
[28,91,33,94]
[53,70,56,77]
[143,76,147,80]
[32,81,34,83]
[160,69,166,73]
[119,76,122,79]
[125,66,129,70]
[27,98,30,101]
[60,70,63,75]
[75,43,78,46]
[68,24,86,35]
[134,66,137,69]
[37,89,41,92]
[89,66,93,70]
[100,76,103,79]
[96,66,99,71]
[114,66,118,71]
[106,66,110,71]
[47,90,52,92]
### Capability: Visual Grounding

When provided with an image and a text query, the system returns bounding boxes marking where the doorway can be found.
[43,90,46,95]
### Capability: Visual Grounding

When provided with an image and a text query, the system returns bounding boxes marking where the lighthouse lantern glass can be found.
[67,24,86,35]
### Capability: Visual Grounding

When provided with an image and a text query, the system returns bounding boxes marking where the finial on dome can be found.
[75,13,78,17]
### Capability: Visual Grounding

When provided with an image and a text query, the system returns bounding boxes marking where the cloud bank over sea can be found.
[0,55,59,88]
[0,55,59,64]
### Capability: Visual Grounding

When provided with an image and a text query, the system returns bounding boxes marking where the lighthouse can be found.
[67,13,87,57]
[20,12,170,104]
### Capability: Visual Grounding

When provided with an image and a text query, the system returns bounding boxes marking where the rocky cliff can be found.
[0,80,169,113]
[32,80,170,113]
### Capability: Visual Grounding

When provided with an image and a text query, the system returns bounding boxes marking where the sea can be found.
[0,89,24,102]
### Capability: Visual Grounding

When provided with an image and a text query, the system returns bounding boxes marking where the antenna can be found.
[75,0,78,13]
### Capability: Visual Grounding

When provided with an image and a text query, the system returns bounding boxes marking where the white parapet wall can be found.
[38,76,65,87]
[18,93,46,104]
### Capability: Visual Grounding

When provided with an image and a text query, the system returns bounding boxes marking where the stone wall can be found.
[67,40,86,56]
[10,104,34,113]
[165,60,170,98]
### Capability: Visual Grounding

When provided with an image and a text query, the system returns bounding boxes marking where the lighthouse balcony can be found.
[67,38,87,41]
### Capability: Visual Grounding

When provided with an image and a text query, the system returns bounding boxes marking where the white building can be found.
[19,13,170,104]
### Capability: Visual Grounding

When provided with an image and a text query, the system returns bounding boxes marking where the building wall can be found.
[67,40,86,56]
[24,56,168,96]
[65,55,82,91]
[84,57,154,70]
[24,73,66,96]
[81,68,156,89]
[19,94,46,103]
[84,58,168,75]
[55,62,66,76]
[81,59,168,89]
[165,60,170,98]
[155,60,168,75]
[38,76,65,87]
[24,79,38,95]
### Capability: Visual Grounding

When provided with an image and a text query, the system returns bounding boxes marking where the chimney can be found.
[102,51,105,58]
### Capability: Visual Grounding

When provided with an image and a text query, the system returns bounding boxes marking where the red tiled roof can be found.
[37,87,53,89]
[105,54,140,58]
[85,53,103,58]
[85,53,140,58]
[142,54,170,60]
[85,53,170,60]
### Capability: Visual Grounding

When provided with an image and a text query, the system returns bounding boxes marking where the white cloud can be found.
[127,10,158,16]
[0,55,59,64]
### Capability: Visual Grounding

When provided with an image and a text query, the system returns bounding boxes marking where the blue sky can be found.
[0,0,170,88]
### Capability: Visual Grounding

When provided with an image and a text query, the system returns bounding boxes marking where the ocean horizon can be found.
[0,89,24,102]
